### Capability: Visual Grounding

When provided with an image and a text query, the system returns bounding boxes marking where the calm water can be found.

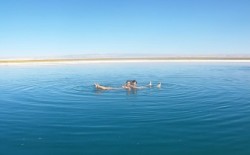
[0,62,250,155]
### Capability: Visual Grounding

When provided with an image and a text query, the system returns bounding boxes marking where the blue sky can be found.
[0,0,250,58]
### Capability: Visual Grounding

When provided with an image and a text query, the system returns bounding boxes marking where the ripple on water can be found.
[1,63,250,155]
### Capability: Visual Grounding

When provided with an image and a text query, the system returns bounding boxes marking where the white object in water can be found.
[157,82,161,88]
[148,81,152,87]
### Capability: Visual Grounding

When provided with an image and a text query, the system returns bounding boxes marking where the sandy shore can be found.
[1,57,250,65]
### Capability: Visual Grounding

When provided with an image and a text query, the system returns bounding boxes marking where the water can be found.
[0,62,250,155]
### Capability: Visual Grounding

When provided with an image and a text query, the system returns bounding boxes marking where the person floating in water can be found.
[94,80,137,90]
[94,80,161,90]
[122,80,137,90]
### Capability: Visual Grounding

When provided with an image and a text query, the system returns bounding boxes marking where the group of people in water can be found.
[94,80,161,90]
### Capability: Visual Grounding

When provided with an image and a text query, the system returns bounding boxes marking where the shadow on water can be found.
[126,89,137,95]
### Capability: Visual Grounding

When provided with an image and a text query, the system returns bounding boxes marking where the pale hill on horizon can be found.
[0,54,250,64]
[1,54,250,60]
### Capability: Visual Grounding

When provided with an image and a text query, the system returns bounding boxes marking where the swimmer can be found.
[94,80,160,90]
[123,80,138,89]
[130,80,138,89]
[122,81,132,90]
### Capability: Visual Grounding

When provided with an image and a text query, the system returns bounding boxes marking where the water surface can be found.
[0,62,250,155]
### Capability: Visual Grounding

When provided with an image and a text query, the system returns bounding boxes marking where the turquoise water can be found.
[0,62,250,155]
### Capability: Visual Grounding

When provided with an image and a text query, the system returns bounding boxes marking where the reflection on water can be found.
[94,88,139,95]
[0,62,250,155]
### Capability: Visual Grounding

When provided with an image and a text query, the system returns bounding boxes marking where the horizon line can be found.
[1,56,250,64]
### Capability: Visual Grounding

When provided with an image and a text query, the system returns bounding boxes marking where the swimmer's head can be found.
[126,80,137,84]
[131,80,137,85]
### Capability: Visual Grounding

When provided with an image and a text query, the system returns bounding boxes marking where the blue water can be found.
[0,62,250,155]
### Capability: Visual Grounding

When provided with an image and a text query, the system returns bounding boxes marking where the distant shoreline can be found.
[1,57,250,64]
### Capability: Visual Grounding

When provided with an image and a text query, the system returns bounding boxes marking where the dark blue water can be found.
[1,62,250,155]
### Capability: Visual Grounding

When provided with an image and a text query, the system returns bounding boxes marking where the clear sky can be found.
[0,0,250,58]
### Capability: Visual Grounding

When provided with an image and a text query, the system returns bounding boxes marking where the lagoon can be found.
[0,62,250,155]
